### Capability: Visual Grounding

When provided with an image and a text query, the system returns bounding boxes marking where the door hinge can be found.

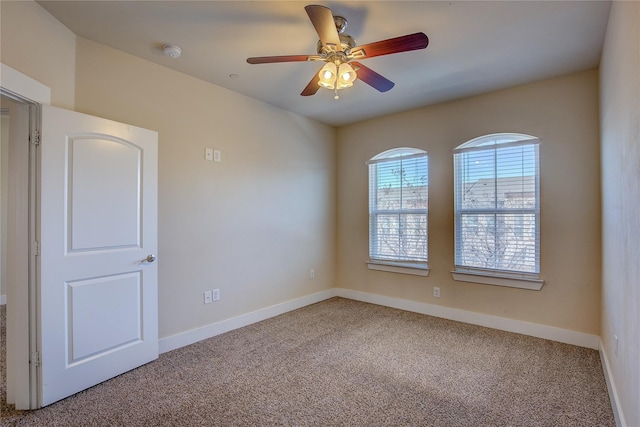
[32,241,40,256]
[32,351,42,367]
[31,130,41,146]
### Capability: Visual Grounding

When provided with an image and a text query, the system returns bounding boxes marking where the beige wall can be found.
[337,70,602,335]
[0,0,76,109]
[599,1,640,425]
[74,38,336,339]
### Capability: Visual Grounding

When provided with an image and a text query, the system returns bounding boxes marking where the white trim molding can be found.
[452,270,544,291]
[599,341,627,427]
[334,288,599,349]
[159,289,337,354]
[0,63,51,104]
[367,260,429,276]
[160,287,600,355]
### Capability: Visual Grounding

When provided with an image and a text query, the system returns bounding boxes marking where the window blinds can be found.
[369,152,428,263]
[454,139,540,275]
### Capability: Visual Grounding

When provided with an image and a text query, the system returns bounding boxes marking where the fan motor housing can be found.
[316,14,356,55]
[317,33,356,55]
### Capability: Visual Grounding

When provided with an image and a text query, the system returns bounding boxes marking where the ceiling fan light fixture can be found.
[318,61,356,92]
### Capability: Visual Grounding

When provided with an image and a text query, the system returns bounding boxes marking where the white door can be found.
[39,105,158,407]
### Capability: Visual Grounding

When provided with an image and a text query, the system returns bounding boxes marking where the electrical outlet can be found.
[204,290,213,304]
[433,287,440,298]
[212,289,220,301]
[309,269,315,279]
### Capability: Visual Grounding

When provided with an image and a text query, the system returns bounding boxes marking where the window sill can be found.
[367,261,430,277]
[451,269,544,290]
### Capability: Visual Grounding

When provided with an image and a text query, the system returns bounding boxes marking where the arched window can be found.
[453,134,541,287]
[367,148,428,273]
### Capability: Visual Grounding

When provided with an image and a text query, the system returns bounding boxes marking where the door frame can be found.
[0,62,50,409]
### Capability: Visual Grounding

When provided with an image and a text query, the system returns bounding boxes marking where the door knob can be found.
[142,254,156,263]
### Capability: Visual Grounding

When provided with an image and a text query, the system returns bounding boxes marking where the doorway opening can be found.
[1,88,41,411]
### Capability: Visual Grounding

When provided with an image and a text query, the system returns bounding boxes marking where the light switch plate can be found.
[205,148,214,161]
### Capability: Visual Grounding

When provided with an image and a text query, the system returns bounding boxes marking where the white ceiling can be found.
[37,1,611,127]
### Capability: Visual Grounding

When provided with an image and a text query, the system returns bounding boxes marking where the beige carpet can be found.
[1,298,614,426]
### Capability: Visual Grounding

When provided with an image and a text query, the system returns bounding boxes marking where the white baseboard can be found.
[159,289,337,354]
[334,288,600,349]
[599,341,627,427]
[0,295,6,305]
[160,287,600,355]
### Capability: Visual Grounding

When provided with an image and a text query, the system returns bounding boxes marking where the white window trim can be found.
[451,268,543,290]
[367,260,429,276]
[367,151,426,165]
[453,133,541,281]
[367,147,429,266]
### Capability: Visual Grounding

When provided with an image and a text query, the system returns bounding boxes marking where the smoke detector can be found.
[163,44,182,58]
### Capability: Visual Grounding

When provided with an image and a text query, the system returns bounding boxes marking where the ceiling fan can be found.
[246,5,429,99]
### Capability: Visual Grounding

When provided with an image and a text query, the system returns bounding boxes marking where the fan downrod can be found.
[333,15,347,33]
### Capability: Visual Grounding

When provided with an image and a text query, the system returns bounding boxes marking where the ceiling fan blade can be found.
[305,5,341,51]
[351,62,395,92]
[301,67,322,96]
[247,55,314,64]
[351,32,429,59]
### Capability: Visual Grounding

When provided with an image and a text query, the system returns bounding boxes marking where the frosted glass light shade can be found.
[318,63,337,89]
[337,63,356,89]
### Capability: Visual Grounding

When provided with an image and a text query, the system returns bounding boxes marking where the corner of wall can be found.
[599,340,626,427]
